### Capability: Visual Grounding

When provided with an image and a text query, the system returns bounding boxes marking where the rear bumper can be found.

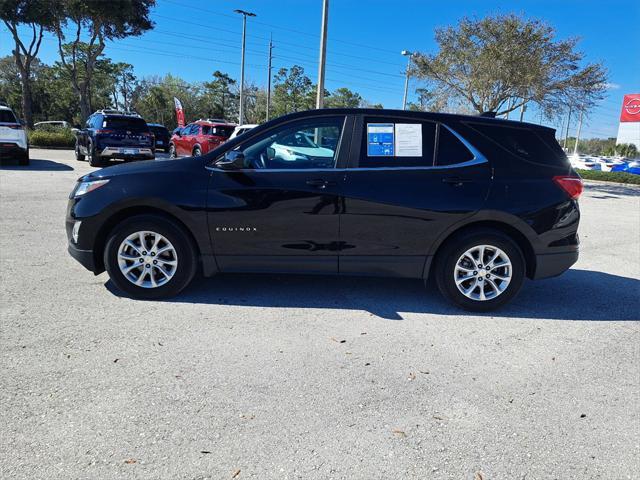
[533,250,579,279]
[0,143,28,160]
[68,242,97,273]
[99,146,154,159]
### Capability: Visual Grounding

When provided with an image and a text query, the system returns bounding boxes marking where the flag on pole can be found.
[174,97,185,127]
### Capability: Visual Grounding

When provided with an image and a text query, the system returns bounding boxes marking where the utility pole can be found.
[401,50,413,110]
[573,108,584,156]
[266,34,273,121]
[316,0,329,109]
[563,106,572,150]
[519,99,527,121]
[505,98,513,119]
[234,9,256,125]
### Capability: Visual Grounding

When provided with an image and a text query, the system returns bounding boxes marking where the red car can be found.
[169,119,236,158]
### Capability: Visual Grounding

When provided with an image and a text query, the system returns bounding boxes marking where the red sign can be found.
[620,94,640,122]
[174,97,185,127]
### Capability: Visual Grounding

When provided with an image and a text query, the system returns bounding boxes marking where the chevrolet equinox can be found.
[66,109,582,311]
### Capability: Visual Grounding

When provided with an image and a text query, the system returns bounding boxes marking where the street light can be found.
[401,50,413,110]
[234,9,256,125]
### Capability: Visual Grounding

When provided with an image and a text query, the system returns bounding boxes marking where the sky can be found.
[1,0,639,138]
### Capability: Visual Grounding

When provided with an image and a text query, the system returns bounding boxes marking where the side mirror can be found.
[216,150,245,170]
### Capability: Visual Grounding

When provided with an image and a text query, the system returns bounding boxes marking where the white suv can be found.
[0,105,28,165]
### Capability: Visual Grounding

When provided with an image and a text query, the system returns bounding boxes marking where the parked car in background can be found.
[569,154,602,170]
[612,160,640,175]
[75,109,154,167]
[66,108,582,311]
[598,156,627,172]
[229,124,258,140]
[34,120,72,130]
[169,119,235,158]
[0,104,28,165]
[148,123,170,152]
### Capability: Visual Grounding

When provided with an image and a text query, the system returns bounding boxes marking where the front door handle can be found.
[306,179,336,189]
[442,177,473,186]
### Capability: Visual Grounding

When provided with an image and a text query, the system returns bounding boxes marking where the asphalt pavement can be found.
[1,149,639,479]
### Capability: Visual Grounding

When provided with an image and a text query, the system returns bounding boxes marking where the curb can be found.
[29,145,75,150]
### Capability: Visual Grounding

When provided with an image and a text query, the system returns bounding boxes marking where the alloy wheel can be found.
[117,231,178,288]
[454,244,512,301]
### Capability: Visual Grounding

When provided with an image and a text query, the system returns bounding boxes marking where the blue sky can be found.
[1,0,638,138]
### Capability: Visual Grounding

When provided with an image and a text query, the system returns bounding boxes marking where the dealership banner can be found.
[174,97,185,127]
[619,94,640,122]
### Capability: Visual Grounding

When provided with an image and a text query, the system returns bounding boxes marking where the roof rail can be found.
[197,118,230,124]
[94,109,142,117]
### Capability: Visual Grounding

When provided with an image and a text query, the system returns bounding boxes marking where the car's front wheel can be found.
[104,215,198,299]
[434,229,525,312]
[192,146,201,157]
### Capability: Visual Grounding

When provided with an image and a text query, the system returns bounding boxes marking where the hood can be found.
[83,156,205,181]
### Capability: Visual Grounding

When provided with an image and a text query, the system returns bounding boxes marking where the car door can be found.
[176,124,192,156]
[206,115,352,274]
[338,114,492,278]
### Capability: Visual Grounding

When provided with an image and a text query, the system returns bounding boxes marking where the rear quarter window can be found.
[468,123,568,166]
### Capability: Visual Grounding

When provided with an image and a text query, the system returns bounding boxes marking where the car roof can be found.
[0,105,13,111]
[194,120,236,126]
[274,107,556,133]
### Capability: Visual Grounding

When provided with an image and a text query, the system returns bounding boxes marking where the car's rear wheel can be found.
[75,143,85,161]
[192,146,201,157]
[18,149,29,166]
[87,141,103,167]
[104,215,198,299]
[169,144,177,159]
[434,229,525,311]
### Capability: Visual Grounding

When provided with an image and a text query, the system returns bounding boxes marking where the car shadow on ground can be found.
[0,158,74,171]
[106,268,639,321]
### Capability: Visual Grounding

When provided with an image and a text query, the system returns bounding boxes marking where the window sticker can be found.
[394,123,422,157]
[367,123,394,156]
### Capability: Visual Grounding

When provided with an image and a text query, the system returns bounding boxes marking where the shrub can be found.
[578,169,640,185]
[28,128,76,148]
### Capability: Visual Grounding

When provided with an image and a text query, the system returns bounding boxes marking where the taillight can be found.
[6,124,23,130]
[95,129,114,134]
[553,175,583,200]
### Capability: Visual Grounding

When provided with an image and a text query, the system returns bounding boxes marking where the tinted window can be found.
[469,123,567,166]
[201,125,211,135]
[103,116,148,131]
[436,126,475,166]
[238,116,344,169]
[150,126,168,135]
[0,110,18,123]
[359,118,436,168]
[210,125,234,137]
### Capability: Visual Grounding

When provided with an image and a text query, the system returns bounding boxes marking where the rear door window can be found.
[359,117,436,168]
[436,126,475,166]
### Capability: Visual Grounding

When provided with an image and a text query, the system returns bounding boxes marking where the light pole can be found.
[316,0,329,109]
[234,9,256,125]
[401,50,413,110]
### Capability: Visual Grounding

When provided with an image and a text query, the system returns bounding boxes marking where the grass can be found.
[28,128,76,148]
[578,169,640,185]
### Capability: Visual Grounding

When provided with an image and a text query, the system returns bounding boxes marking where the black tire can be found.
[192,146,201,157]
[104,214,198,300]
[75,142,85,161]
[18,149,29,166]
[169,143,177,159]
[434,228,525,312]
[87,140,103,167]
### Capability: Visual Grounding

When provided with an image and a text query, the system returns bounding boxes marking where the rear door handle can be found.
[442,177,473,186]
[306,179,336,189]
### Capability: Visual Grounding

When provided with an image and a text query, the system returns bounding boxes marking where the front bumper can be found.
[68,242,96,273]
[533,249,579,279]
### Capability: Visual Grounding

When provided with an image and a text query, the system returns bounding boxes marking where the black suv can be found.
[66,108,582,311]
[75,110,154,166]
[148,123,170,152]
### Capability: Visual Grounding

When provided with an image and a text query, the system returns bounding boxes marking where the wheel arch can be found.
[426,219,537,280]
[91,206,205,274]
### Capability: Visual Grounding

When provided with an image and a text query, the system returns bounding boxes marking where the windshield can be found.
[279,132,318,148]
[0,110,18,123]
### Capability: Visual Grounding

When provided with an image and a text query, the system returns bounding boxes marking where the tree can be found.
[272,65,314,116]
[0,0,59,127]
[53,0,155,121]
[412,14,608,119]
[202,70,238,120]
[616,143,638,158]
[325,87,362,108]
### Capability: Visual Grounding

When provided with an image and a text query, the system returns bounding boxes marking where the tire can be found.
[434,228,525,312]
[75,143,85,161]
[18,149,29,166]
[192,146,201,157]
[169,143,177,159]
[87,141,103,167]
[104,214,198,300]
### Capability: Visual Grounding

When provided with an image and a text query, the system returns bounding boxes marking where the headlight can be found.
[73,179,109,197]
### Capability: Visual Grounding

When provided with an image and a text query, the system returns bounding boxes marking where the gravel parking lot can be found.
[1,149,639,479]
